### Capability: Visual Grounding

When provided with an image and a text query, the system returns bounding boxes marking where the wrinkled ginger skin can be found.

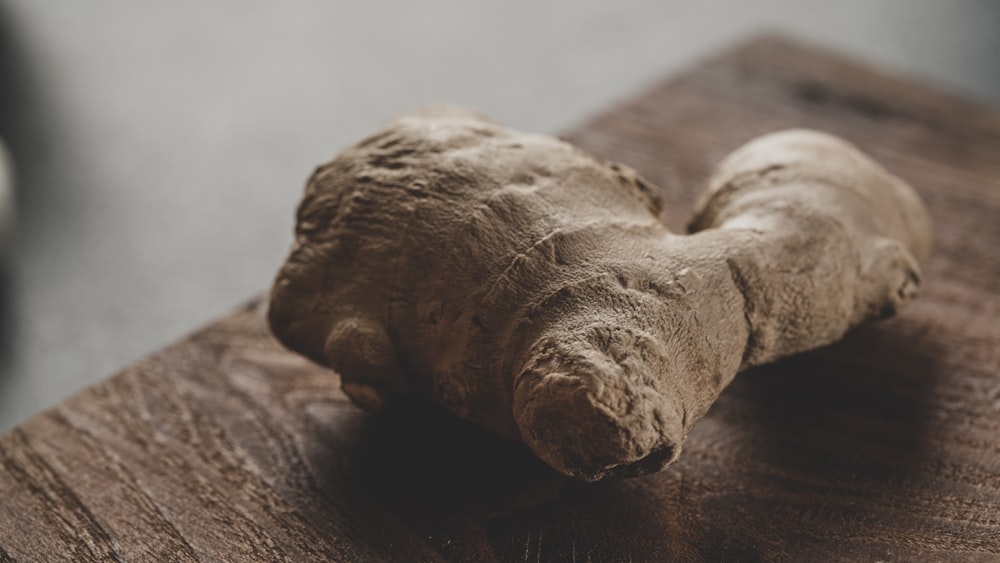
[268,107,931,481]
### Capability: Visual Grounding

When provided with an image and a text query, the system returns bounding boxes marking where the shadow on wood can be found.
[729,321,942,485]
[314,398,567,518]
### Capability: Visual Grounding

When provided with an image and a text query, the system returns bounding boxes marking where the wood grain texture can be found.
[2,35,999,561]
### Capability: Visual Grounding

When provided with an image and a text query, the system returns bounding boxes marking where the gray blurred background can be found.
[0,1,998,431]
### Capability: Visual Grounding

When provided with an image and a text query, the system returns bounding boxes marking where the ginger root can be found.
[269,107,932,481]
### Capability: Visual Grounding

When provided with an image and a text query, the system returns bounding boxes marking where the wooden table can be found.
[2,35,999,561]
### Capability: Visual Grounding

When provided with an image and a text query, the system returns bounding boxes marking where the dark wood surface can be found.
[2,35,999,561]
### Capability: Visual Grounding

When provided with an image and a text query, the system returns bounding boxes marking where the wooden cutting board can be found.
[2,35,998,561]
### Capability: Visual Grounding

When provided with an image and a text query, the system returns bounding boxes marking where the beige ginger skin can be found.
[269,107,932,481]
